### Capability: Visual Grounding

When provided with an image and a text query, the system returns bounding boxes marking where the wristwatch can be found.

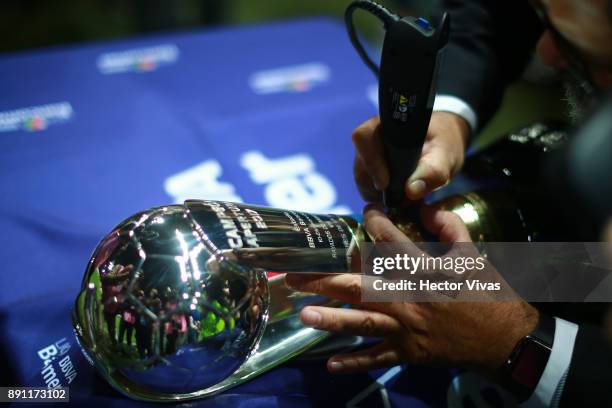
[501,313,556,402]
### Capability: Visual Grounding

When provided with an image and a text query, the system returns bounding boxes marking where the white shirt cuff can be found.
[433,94,478,132]
[522,317,579,408]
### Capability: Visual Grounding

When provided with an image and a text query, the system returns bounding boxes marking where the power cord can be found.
[344,0,400,78]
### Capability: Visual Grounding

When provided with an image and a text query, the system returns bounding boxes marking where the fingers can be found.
[299,306,402,337]
[327,340,401,373]
[362,204,425,273]
[405,112,469,200]
[353,112,468,203]
[406,150,451,200]
[352,116,389,191]
[363,203,411,243]
[420,206,472,243]
[354,155,382,203]
[285,273,364,305]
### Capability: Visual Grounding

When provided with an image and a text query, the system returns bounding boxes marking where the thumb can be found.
[405,148,452,200]
[420,205,472,243]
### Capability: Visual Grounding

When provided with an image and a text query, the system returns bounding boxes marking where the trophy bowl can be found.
[72,204,269,401]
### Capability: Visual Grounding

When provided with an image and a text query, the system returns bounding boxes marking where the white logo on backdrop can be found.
[164,160,243,204]
[248,62,331,95]
[241,151,350,214]
[37,338,77,389]
[0,102,73,133]
[164,150,351,214]
[97,44,179,74]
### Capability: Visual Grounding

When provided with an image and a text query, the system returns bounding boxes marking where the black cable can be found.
[345,0,399,78]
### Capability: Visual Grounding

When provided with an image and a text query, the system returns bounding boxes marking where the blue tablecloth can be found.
[0,18,500,407]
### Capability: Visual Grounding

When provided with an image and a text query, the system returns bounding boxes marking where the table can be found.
[0,18,500,407]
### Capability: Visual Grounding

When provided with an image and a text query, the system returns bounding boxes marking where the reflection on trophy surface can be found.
[73,204,269,401]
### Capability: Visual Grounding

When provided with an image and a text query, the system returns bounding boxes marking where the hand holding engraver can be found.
[353,112,469,202]
[285,204,539,375]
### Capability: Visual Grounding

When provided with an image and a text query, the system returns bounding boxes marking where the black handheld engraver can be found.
[345,0,450,208]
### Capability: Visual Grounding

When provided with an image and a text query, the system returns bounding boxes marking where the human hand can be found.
[353,111,470,202]
[285,205,538,376]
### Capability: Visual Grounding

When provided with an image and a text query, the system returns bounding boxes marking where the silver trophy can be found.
[72,200,362,402]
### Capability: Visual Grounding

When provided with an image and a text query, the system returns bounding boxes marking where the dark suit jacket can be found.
[437,1,612,406]
[437,0,542,129]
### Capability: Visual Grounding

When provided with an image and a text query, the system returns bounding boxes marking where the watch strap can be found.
[531,313,555,346]
[502,313,556,402]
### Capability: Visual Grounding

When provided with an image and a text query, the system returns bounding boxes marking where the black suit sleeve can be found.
[437,0,543,129]
[559,324,612,407]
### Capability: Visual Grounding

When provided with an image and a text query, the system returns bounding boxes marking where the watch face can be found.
[511,337,552,389]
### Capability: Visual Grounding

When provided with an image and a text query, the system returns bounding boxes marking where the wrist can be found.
[506,304,541,360]
[480,302,540,376]
[432,95,478,132]
[499,313,556,402]
[432,111,471,149]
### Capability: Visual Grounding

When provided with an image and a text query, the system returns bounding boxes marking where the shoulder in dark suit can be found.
[437,0,542,128]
